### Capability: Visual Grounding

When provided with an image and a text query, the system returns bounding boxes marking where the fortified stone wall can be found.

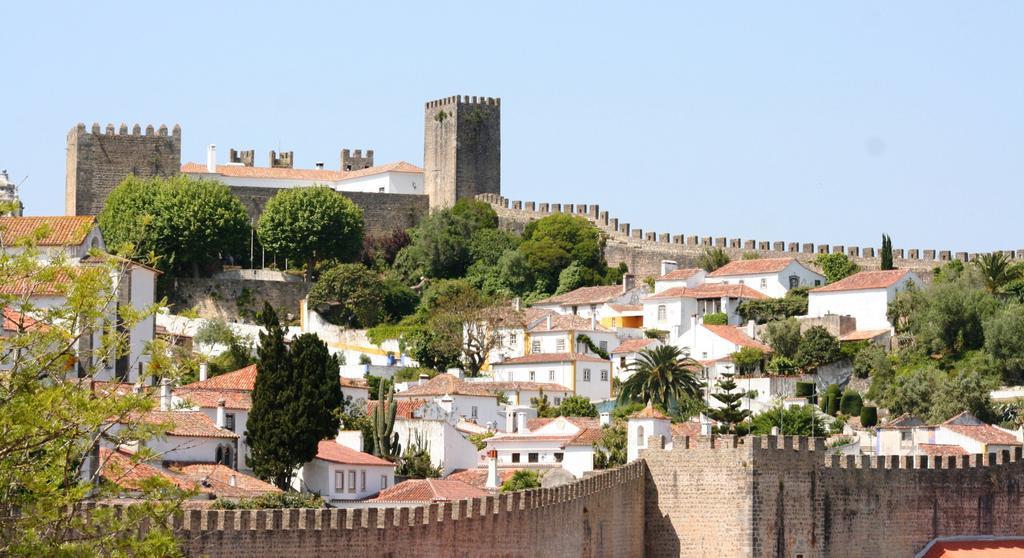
[478,193,1023,278]
[66,123,181,216]
[174,462,645,558]
[229,186,428,237]
[168,277,311,322]
[643,435,1024,558]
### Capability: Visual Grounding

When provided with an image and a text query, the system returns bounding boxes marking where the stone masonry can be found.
[424,95,501,210]
[65,123,181,216]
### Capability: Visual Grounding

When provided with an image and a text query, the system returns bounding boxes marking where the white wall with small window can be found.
[491,357,612,402]
[704,260,825,298]
[626,415,673,462]
[297,458,395,502]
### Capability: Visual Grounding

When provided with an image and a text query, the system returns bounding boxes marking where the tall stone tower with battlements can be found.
[65,122,181,216]
[423,95,500,210]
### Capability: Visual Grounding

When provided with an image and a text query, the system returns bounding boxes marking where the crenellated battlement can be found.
[475,193,1023,275]
[425,95,501,109]
[73,121,181,138]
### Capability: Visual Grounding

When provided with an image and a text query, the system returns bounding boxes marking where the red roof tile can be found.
[396,374,499,398]
[181,161,423,182]
[527,313,611,332]
[533,285,626,307]
[131,410,238,439]
[940,424,1021,446]
[658,268,704,281]
[174,388,252,411]
[497,352,609,365]
[610,338,658,354]
[368,479,487,503]
[1,307,47,332]
[181,364,257,391]
[0,216,96,246]
[99,447,198,492]
[918,444,970,457]
[168,463,281,498]
[483,381,572,393]
[631,403,669,420]
[921,537,1024,558]
[567,427,605,446]
[644,283,769,301]
[445,468,520,489]
[703,325,771,352]
[315,440,395,466]
[810,270,913,293]
[707,258,799,277]
[366,399,430,419]
[840,329,891,342]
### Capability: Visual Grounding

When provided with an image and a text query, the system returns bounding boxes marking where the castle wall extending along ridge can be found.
[477,193,1024,279]
[170,461,645,558]
[642,435,1024,558]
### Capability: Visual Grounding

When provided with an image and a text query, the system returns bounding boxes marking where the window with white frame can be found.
[760,278,768,289]
[532,340,541,353]
[657,305,666,321]
[529,370,536,381]
[549,370,555,381]
[361,470,366,491]
[509,332,517,345]
[600,370,608,381]
[348,471,356,493]
[335,471,344,492]
[583,369,591,382]
[556,338,566,352]
[471,406,478,419]
[380,475,388,489]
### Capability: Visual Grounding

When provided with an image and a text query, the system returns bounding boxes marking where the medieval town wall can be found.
[168,276,311,322]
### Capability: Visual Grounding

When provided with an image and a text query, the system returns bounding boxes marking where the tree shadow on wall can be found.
[643,465,680,557]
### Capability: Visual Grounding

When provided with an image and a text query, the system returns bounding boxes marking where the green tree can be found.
[99,174,250,277]
[194,318,255,378]
[697,247,731,272]
[0,225,190,554]
[880,234,894,270]
[395,432,442,479]
[731,347,764,374]
[519,213,606,292]
[839,389,863,416]
[702,312,728,325]
[556,261,589,294]
[558,395,599,417]
[929,369,999,423]
[984,304,1024,382]
[737,288,810,324]
[617,345,702,414]
[794,326,842,371]
[974,252,1021,294]
[308,263,387,328]
[882,367,944,419]
[501,470,541,492]
[763,318,802,358]
[852,344,890,380]
[766,355,797,375]
[815,253,860,283]
[450,198,499,230]
[707,372,751,434]
[246,305,343,489]
[593,424,627,469]
[749,405,827,436]
[889,272,997,355]
[257,186,364,280]
[531,391,559,418]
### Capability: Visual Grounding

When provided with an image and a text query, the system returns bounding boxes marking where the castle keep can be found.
[423,96,501,210]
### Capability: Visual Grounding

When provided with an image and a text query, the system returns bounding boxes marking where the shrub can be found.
[859,406,878,428]
[210,491,324,510]
[766,355,797,375]
[501,470,541,492]
[823,384,842,416]
[794,381,815,398]
[839,389,863,417]
[359,354,372,365]
[702,312,728,325]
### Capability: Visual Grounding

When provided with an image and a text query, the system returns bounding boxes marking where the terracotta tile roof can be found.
[0,216,95,246]
[567,427,605,446]
[315,439,395,466]
[658,268,704,281]
[940,424,1021,446]
[610,338,658,354]
[0,268,81,296]
[483,381,572,393]
[340,377,370,389]
[533,285,625,307]
[840,329,891,342]
[99,447,199,492]
[368,478,486,503]
[703,325,771,352]
[496,352,609,365]
[168,463,281,498]
[181,365,257,391]
[707,257,798,277]
[366,398,430,419]
[921,538,1024,557]
[131,410,239,439]
[527,313,611,332]
[396,374,498,398]
[918,444,970,457]
[2,307,46,332]
[631,403,669,419]
[644,283,769,301]
[671,420,706,438]
[174,388,252,410]
[810,269,913,293]
[445,468,520,489]
[526,417,600,431]
[607,303,643,313]
[181,160,423,182]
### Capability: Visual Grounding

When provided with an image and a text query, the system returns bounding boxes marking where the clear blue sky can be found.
[3,1,1022,252]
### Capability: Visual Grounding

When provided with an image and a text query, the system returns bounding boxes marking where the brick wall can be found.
[175,461,645,557]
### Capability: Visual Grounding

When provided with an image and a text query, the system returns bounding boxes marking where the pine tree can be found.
[881,234,894,270]
[706,372,751,434]
[290,332,344,455]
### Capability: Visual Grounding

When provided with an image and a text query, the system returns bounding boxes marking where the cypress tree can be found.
[291,332,344,454]
[880,234,894,270]
[246,303,296,489]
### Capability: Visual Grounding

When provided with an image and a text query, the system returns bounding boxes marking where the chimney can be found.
[216,399,226,428]
[206,144,217,173]
[516,411,528,434]
[439,394,454,414]
[199,362,209,382]
[506,409,516,432]
[513,297,521,312]
[746,320,756,339]
[599,412,610,427]
[418,373,430,385]
[660,260,678,276]
[485,450,499,490]
[700,413,713,436]
[590,314,596,331]
[546,315,552,331]
[315,161,324,170]
[622,273,636,294]
[229,474,237,487]
[335,430,364,452]
[160,378,172,411]
[690,314,698,331]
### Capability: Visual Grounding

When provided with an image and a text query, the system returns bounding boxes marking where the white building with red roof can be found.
[489,352,612,402]
[530,276,648,324]
[367,478,487,504]
[394,374,503,428]
[610,337,662,381]
[294,433,396,503]
[704,257,825,298]
[482,416,602,478]
[808,269,923,331]
[642,283,768,345]
[182,145,424,195]
[173,364,257,471]
[653,266,707,293]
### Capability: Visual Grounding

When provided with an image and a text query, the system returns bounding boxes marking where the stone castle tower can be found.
[65,122,181,216]
[423,95,501,210]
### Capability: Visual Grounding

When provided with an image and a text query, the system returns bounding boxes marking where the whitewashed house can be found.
[626,404,674,462]
[392,414,481,476]
[530,277,647,325]
[653,266,707,293]
[642,283,768,345]
[610,338,662,381]
[686,323,771,365]
[394,374,502,429]
[482,416,602,478]
[294,433,396,503]
[489,353,613,402]
[173,364,257,472]
[704,258,825,298]
[525,313,621,357]
[807,270,923,331]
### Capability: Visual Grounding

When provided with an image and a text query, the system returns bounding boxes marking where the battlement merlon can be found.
[425,95,501,108]
[70,122,181,139]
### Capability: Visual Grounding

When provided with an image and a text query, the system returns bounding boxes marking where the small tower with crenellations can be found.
[423,95,501,210]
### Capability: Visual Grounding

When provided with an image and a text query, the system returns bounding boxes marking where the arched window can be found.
[788,275,800,289]
[215,444,235,469]
[637,425,646,448]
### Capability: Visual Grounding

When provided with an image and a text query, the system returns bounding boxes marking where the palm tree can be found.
[974,252,1021,294]
[618,345,703,412]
